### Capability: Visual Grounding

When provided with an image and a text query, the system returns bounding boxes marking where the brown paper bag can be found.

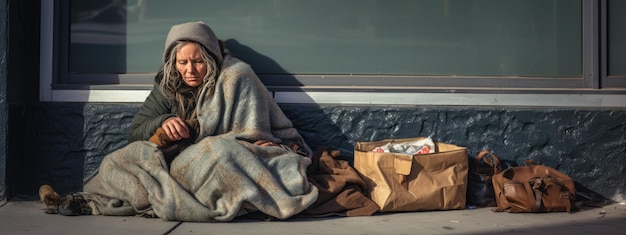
[354,137,468,212]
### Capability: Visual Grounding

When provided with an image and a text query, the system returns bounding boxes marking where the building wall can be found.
[0,0,9,202]
[18,103,626,203]
[2,0,41,202]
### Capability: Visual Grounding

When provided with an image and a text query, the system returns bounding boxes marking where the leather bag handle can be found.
[475,150,501,175]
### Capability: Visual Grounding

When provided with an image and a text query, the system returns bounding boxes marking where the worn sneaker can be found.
[58,194,92,216]
[38,185,61,214]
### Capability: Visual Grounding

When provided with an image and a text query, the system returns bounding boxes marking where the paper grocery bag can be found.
[354,137,468,212]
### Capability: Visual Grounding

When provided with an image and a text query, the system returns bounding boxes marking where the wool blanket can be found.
[82,56,318,222]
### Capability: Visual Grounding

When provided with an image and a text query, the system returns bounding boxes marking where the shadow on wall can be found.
[22,104,136,197]
[224,39,287,75]
[22,105,88,197]
[223,38,355,161]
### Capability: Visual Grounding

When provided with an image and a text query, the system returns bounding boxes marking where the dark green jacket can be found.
[128,81,175,142]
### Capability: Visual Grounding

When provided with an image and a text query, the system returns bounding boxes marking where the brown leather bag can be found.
[492,162,577,213]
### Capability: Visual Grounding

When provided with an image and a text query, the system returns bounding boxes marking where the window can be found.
[41,0,626,104]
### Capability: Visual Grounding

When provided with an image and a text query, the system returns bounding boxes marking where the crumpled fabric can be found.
[302,148,379,217]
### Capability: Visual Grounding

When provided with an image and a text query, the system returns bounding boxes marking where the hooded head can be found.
[159,21,223,121]
[163,21,223,64]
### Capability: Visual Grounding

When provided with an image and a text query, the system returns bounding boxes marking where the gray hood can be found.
[163,21,223,63]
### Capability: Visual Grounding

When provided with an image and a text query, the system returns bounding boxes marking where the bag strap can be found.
[529,177,543,211]
[561,192,573,212]
[529,176,576,212]
[524,159,540,166]
[475,150,501,175]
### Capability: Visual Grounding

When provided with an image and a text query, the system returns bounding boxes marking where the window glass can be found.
[608,0,626,76]
[68,0,581,78]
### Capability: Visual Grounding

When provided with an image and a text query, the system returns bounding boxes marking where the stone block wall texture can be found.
[16,103,626,202]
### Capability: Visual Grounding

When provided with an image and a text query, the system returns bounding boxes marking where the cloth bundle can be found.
[302,148,379,217]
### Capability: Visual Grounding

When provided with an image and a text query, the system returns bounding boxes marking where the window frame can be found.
[601,0,626,87]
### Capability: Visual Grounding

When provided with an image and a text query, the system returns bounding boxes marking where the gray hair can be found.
[160,41,220,120]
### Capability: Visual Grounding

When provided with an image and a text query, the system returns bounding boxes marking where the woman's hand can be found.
[254,140,279,147]
[161,117,190,141]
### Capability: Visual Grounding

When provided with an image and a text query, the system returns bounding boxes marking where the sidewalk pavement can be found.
[1,198,624,235]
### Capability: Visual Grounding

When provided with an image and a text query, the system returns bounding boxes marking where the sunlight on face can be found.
[175,43,208,87]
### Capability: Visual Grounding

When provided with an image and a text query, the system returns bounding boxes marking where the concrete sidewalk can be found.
[1,199,624,235]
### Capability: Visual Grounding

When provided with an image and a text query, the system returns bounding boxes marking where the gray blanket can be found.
[82,56,319,222]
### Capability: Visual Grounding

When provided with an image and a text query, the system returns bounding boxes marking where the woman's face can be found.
[175,42,208,87]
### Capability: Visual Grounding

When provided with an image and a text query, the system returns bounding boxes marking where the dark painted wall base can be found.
[14,103,626,203]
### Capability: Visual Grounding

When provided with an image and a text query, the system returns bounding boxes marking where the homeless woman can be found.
[54,21,319,222]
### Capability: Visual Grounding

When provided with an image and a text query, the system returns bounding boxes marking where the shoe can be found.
[38,185,61,214]
[58,194,92,216]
